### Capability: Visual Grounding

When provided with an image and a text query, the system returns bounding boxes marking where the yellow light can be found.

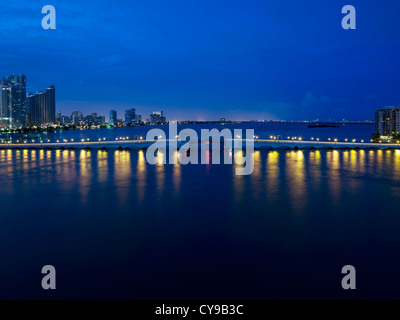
[57,140,59,143]
[71,139,74,142]
[140,136,143,140]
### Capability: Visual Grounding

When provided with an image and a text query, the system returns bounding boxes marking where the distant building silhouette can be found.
[27,85,56,126]
[125,108,136,125]
[150,111,166,124]
[110,110,117,126]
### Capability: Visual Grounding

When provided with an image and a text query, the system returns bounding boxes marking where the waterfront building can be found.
[150,111,166,124]
[375,107,400,136]
[71,110,83,125]
[27,85,56,126]
[56,111,61,125]
[1,74,27,128]
[125,108,136,125]
[109,110,117,126]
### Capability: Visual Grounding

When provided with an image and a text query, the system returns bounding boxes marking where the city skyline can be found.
[1,1,399,121]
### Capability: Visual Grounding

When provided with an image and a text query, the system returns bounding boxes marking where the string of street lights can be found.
[1,136,398,145]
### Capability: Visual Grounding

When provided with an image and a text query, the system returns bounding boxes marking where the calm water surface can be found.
[1,148,400,299]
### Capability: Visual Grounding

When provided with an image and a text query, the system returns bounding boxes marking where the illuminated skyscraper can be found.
[375,107,400,136]
[1,74,26,128]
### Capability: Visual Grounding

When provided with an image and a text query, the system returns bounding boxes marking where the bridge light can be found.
[140,136,143,140]
[57,140,59,143]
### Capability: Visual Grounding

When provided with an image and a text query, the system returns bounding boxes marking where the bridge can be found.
[0,138,397,150]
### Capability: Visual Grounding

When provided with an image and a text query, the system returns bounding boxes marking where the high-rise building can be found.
[27,85,56,126]
[1,74,26,128]
[110,110,117,125]
[150,111,166,124]
[375,107,400,136]
[71,110,83,125]
[125,108,136,125]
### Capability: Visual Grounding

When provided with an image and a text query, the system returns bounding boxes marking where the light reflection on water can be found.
[1,148,400,210]
[2,148,400,298]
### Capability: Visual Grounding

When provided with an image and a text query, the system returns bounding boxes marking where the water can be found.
[2,124,400,299]
[39,123,375,143]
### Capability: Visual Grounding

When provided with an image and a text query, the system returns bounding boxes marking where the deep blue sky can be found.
[0,0,399,121]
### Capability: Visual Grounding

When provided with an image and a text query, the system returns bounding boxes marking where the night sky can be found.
[0,0,399,121]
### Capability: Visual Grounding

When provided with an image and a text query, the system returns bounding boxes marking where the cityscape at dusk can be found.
[2,0,400,314]
[1,0,400,121]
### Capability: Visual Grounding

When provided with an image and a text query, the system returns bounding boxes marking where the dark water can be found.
[1,147,400,299]
[41,123,375,142]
